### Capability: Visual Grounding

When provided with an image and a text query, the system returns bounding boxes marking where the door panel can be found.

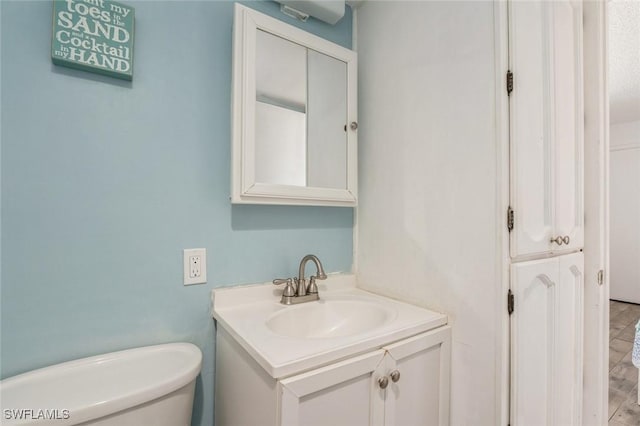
[511,258,558,425]
[279,350,385,426]
[509,0,584,258]
[283,375,372,426]
[510,253,584,426]
[509,0,553,258]
[383,327,451,426]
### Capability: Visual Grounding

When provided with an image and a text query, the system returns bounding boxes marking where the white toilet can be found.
[0,343,202,425]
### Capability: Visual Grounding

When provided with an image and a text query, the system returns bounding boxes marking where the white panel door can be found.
[510,257,558,426]
[509,0,553,258]
[509,0,584,258]
[383,327,451,426]
[510,253,584,426]
[279,349,386,426]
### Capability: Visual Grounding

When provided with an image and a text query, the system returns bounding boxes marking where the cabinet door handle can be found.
[562,235,570,245]
[550,236,564,245]
[390,370,400,383]
[378,376,389,389]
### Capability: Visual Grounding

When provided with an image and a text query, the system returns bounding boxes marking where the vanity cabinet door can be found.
[278,349,386,426]
[277,328,451,426]
[382,327,451,426]
[509,0,584,259]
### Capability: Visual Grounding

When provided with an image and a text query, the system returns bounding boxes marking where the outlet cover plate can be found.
[183,248,207,285]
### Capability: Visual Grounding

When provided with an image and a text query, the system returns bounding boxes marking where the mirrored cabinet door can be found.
[255,30,308,187]
[307,49,348,190]
[232,4,357,206]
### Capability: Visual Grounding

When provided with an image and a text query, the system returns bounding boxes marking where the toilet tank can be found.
[0,343,202,425]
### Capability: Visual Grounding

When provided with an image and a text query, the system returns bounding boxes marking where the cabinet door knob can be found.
[562,235,570,245]
[550,236,564,245]
[350,121,358,130]
[390,370,401,383]
[378,376,389,389]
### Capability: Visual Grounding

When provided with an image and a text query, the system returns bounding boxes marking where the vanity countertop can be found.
[211,274,448,378]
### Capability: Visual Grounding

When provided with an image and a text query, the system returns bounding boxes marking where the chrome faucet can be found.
[273,254,327,305]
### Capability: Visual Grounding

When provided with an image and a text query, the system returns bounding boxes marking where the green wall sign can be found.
[51,0,135,81]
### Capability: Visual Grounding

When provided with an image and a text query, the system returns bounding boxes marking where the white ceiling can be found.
[609,0,640,124]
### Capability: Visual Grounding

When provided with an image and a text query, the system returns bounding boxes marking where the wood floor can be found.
[609,300,640,426]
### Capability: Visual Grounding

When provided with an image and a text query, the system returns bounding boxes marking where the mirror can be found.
[232,4,357,206]
[255,30,348,190]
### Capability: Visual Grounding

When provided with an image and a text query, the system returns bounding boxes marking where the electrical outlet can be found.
[189,255,201,278]
[184,248,207,285]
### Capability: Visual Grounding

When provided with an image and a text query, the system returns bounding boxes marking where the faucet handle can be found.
[307,276,319,294]
[273,278,296,297]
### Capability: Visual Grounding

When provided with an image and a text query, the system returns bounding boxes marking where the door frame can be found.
[494,0,609,424]
[493,1,511,423]
[581,0,610,423]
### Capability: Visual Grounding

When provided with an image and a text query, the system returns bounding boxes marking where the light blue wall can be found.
[0,2,353,425]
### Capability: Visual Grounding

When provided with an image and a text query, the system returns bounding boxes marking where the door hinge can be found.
[506,70,514,96]
[507,206,514,232]
[508,289,515,315]
[597,269,604,285]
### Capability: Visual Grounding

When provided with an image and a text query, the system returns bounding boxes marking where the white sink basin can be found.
[211,274,448,378]
[265,300,396,339]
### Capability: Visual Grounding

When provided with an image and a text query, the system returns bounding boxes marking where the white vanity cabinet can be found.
[212,277,450,426]
[215,325,451,426]
[279,327,451,426]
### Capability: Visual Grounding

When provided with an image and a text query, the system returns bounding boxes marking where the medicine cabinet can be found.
[231,4,358,206]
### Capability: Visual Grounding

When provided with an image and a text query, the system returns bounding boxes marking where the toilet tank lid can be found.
[0,343,202,425]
